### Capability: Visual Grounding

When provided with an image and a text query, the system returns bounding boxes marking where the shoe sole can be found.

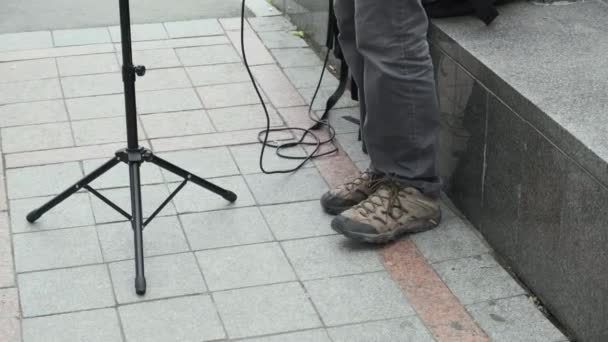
[322,204,351,216]
[331,213,442,244]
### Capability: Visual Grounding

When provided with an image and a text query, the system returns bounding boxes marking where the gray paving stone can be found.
[83,157,163,189]
[284,66,339,89]
[0,31,53,52]
[229,143,309,175]
[328,317,435,342]
[90,183,177,224]
[110,23,168,42]
[176,45,241,66]
[226,29,275,65]
[52,28,111,46]
[0,213,14,288]
[0,100,67,127]
[127,36,230,51]
[57,53,119,76]
[258,31,308,49]
[271,48,323,68]
[164,19,224,38]
[13,226,103,272]
[412,216,490,264]
[0,78,62,105]
[214,282,322,338]
[0,43,114,63]
[10,193,95,233]
[252,64,307,107]
[242,329,331,342]
[219,17,252,31]
[282,235,384,280]
[244,0,282,17]
[207,104,281,132]
[198,82,265,108]
[117,48,181,69]
[186,63,249,86]
[355,161,368,172]
[249,17,296,32]
[305,272,415,326]
[467,295,567,342]
[260,200,335,240]
[136,68,191,92]
[180,207,273,250]
[0,288,19,318]
[72,117,144,145]
[158,147,239,181]
[19,264,114,317]
[110,253,206,303]
[6,162,83,199]
[434,254,525,305]
[316,107,361,134]
[197,242,296,291]
[244,168,329,205]
[0,318,20,342]
[66,94,125,120]
[97,216,189,262]
[141,109,215,138]
[22,308,123,342]
[61,73,122,98]
[1,122,74,153]
[170,175,255,213]
[299,87,360,111]
[335,132,370,163]
[119,295,225,342]
[0,58,57,83]
[138,88,203,114]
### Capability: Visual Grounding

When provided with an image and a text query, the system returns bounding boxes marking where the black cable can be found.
[240,0,338,174]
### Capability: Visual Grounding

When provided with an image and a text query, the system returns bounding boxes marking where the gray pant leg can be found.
[335,0,441,195]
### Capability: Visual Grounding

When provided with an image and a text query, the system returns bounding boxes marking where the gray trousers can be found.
[334,0,441,195]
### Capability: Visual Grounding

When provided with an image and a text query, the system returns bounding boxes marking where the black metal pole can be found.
[119,0,139,150]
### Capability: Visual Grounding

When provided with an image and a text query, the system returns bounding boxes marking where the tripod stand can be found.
[26,0,237,295]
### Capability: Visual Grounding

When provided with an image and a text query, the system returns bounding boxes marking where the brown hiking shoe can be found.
[331,181,441,243]
[320,170,382,215]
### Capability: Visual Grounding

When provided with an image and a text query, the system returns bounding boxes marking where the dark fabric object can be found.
[423,0,500,25]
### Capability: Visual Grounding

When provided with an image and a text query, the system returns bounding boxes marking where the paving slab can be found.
[0,31,53,51]
[1,122,74,153]
[0,100,68,128]
[10,193,95,233]
[260,200,335,240]
[52,28,111,47]
[0,58,57,83]
[328,317,435,342]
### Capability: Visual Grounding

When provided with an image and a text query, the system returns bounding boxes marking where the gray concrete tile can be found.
[66,94,125,120]
[412,216,490,263]
[119,295,225,342]
[251,64,307,107]
[97,216,189,262]
[52,28,111,46]
[0,31,53,51]
[57,53,120,76]
[299,87,359,111]
[434,254,525,305]
[241,329,331,342]
[229,143,309,175]
[22,308,123,342]
[0,288,19,318]
[271,48,323,68]
[198,82,265,108]
[316,107,361,134]
[126,36,230,51]
[186,63,249,86]
[177,45,240,66]
[13,226,102,272]
[244,0,281,17]
[249,17,296,32]
[0,318,20,342]
[10,193,95,233]
[83,157,164,189]
[0,78,62,105]
[110,23,168,42]
[284,66,339,89]
[305,272,415,326]
[110,252,206,304]
[207,104,281,131]
[335,132,370,163]
[180,207,273,250]
[1,122,74,153]
[214,282,322,339]
[0,213,14,288]
[61,73,122,98]
[0,58,57,83]
[138,88,203,114]
[90,183,177,224]
[328,317,435,342]
[72,117,144,145]
[164,19,224,38]
[141,110,215,138]
[258,31,308,49]
[0,100,68,127]
[244,168,329,205]
[197,242,296,291]
[260,200,335,240]
[6,162,83,199]
[219,17,252,31]
[226,29,274,65]
[281,235,384,280]
[117,48,181,69]
[157,147,239,182]
[170,176,255,213]
[136,68,191,92]
[19,264,114,317]
[467,295,567,342]
[355,161,368,172]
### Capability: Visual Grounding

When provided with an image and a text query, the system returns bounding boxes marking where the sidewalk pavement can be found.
[0,9,568,342]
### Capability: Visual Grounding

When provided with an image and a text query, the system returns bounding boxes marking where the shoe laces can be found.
[355,180,409,220]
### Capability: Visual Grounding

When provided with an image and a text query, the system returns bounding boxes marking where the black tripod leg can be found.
[27,157,121,223]
[128,161,146,295]
[147,154,237,202]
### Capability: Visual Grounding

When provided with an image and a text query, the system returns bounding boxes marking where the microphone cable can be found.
[240,0,339,174]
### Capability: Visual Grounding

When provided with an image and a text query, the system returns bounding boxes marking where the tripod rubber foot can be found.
[26,210,41,223]
[135,276,147,295]
[223,191,237,203]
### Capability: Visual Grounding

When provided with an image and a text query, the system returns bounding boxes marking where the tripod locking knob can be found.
[134,65,146,77]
